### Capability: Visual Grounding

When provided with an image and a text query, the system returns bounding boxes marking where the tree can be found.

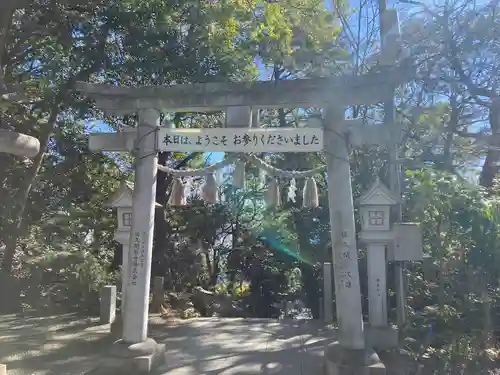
[401,0,500,186]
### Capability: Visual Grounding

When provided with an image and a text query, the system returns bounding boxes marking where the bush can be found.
[22,244,114,313]
[215,281,250,299]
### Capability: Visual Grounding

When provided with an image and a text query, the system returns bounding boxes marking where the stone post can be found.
[122,108,159,343]
[100,285,117,324]
[0,363,7,375]
[319,298,324,321]
[367,244,388,327]
[109,238,129,339]
[152,276,164,313]
[323,262,333,324]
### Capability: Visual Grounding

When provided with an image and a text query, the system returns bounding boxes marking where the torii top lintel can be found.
[76,63,414,114]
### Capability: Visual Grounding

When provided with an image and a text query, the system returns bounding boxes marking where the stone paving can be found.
[154,318,335,375]
[0,313,113,375]
[0,314,335,375]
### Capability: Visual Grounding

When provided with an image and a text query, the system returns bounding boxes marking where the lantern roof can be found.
[105,181,162,208]
[357,178,400,206]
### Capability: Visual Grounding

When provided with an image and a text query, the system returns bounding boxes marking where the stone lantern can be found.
[358,178,399,330]
[358,178,423,349]
[106,181,134,312]
[357,178,421,350]
[106,181,161,312]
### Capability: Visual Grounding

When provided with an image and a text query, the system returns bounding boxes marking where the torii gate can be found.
[76,9,411,374]
[76,65,412,374]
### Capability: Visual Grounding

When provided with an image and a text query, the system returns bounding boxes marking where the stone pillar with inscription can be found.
[323,106,385,375]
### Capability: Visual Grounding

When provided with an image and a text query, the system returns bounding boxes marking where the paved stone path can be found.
[154,318,334,375]
[0,313,114,375]
[0,314,335,375]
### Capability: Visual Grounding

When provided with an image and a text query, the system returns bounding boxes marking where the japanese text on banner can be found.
[163,133,321,148]
[158,128,324,152]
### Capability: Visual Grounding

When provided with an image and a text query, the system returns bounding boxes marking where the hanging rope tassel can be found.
[265,177,281,207]
[303,177,319,208]
[168,178,186,206]
[287,178,297,203]
[232,160,246,189]
[201,173,218,203]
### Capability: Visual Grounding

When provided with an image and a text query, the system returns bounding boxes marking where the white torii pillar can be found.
[87,110,166,373]
[323,107,386,375]
[122,109,159,343]
[324,107,365,350]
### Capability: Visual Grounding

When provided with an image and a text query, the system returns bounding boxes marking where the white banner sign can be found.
[157,127,323,153]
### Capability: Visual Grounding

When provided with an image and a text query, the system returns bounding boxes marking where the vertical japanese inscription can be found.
[337,229,354,289]
[131,232,140,286]
[139,231,147,269]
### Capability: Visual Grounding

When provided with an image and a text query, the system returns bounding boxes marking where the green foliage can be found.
[1,0,344,305]
[215,281,250,299]
[405,168,500,275]
[23,243,115,313]
[2,1,500,373]
[403,168,500,370]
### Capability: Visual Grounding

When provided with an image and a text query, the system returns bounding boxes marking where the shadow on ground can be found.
[0,314,336,375]
[0,313,114,375]
[149,318,337,375]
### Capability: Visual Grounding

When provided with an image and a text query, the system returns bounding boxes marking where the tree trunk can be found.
[442,95,459,172]
[152,151,200,284]
[1,14,112,273]
[0,0,16,93]
[481,275,493,349]
[152,151,171,282]
[479,98,500,188]
[437,220,446,312]
[2,123,53,272]
[156,152,171,206]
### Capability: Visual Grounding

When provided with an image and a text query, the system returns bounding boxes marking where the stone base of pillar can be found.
[365,324,398,351]
[87,338,165,374]
[324,342,386,375]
